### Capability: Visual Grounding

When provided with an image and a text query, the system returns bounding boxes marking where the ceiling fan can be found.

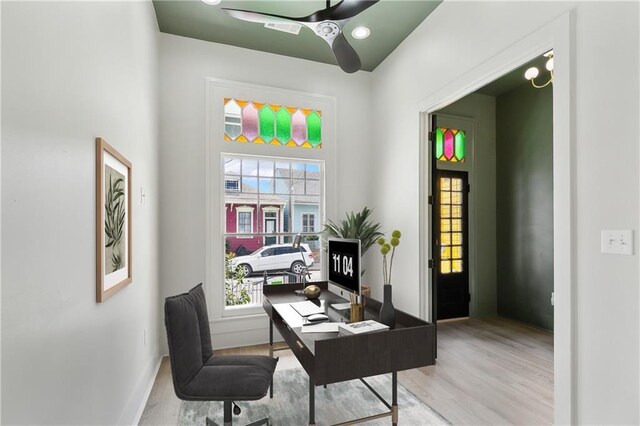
[222,0,379,73]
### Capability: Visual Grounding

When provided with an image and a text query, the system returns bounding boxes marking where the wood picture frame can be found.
[96,137,132,303]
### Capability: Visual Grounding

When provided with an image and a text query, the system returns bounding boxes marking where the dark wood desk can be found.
[263,282,436,425]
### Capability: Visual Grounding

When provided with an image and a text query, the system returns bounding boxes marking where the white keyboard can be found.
[290,300,324,317]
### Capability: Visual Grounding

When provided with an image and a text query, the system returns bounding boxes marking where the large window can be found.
[207,79,334,321]
[223,154,324,309]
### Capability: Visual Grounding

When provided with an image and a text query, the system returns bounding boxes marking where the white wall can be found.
[159,34,372,349]
[369,1,639,424]
[440,93,497,318]
[1,2,161,424]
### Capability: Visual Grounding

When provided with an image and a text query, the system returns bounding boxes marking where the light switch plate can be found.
[601,230,633,255]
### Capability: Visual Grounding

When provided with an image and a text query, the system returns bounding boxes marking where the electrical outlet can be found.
[601,230,634,255]
[550,292,554,306]
[140,187,146,206]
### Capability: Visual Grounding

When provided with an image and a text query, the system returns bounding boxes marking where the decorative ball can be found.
[304,285,321,299]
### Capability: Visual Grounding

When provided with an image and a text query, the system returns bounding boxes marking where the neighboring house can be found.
[225,181,285,253]
[225,171,320,254]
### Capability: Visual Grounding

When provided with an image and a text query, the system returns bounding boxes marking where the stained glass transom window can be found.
[435,127,466,162]
[440,177,464,274]
[224,98,322,149]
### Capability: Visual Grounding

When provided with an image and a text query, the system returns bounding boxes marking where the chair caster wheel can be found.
[233,402,241,416]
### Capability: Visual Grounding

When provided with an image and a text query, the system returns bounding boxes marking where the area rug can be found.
[178,367,449,425]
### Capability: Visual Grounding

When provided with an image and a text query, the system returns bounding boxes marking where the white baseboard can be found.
[132,356,163,425]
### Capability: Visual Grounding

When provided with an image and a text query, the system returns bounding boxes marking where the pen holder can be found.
[350,304,364,323]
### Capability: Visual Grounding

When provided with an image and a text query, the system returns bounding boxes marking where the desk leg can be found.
[391,371,398,426]
[269,319,274,399]
[309,379,315,426]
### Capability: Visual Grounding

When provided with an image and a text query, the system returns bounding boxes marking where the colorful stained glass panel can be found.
[224,100,242,140]
[276,108,291,143]
[242,103,259,141]
[435,128,444,159]
[259,105,275,141]
[307,111,322,147]
[434,127,466,162]
[444,129,454,160]
[224,98,322,149]
[291,110,306,145]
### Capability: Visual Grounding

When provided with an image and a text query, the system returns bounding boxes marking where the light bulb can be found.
[351,26,371,40]
[202,0,221,5]
[546,57,554,71]
[524,67,539,80]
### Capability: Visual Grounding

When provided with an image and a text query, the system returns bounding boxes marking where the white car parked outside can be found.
[230,243,314,276]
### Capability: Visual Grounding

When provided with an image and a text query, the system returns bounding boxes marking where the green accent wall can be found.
[496,83,553,330]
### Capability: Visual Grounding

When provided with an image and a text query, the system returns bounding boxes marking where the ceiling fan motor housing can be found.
[315,21,341,40]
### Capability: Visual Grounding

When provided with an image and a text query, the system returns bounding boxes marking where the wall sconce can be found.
[524,50,554,88]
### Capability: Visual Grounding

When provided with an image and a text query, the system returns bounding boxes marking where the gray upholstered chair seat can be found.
[181,357,277,401]
[205,355,277,372]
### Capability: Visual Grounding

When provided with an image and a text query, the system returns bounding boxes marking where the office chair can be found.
[164,284,277,426]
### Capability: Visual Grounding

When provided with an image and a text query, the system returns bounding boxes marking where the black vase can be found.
[378,284,396,329]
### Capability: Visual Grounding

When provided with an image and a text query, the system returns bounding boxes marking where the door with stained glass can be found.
[435,169,469,319]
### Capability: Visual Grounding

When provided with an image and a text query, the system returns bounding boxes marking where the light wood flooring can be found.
[140,316,553,425]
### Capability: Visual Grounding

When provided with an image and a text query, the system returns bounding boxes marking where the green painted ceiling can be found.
[477,54,552,97]
[152,0,442,72]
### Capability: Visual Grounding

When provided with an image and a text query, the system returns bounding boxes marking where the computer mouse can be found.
[307,313,329,323]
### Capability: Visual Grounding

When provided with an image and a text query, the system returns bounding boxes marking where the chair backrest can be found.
[164,284,213,394]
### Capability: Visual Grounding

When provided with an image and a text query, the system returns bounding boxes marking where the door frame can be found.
[262,207,279,246]
[417,12,574,424]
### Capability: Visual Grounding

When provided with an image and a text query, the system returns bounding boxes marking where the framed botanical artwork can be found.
[96,137,132,302]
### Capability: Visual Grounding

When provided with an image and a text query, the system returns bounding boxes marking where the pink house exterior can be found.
[225,201,284,254]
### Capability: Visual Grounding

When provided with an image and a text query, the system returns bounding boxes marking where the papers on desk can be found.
[338,320,389,336]
[301,322,340,333]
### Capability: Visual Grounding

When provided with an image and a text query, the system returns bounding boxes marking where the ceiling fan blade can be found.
[330,32,361,73]
[329,0,379,21]
[223,8,303,25]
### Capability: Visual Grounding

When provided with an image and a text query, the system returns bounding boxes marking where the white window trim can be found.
[206,78,336,322]
[236,206,254,238]
[302,213,316,233]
